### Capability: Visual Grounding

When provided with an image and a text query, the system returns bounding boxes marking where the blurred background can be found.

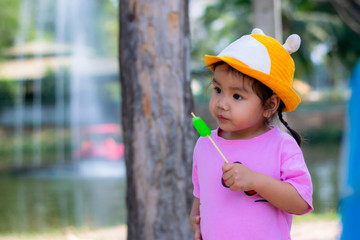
[0,0,358,238]
[0,0,126,235]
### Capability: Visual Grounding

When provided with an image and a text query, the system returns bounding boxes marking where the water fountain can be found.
[13,0,30,168]
[10,0,124,174]
[0,0,126,233]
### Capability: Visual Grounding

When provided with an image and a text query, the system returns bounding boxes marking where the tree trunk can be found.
[119,0,195,239]
[252,0,282,41]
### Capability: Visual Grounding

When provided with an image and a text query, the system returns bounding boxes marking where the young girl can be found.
[189,29,313,240]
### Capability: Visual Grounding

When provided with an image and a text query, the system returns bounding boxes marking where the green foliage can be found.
[191,0,252,64]
[293,211,339,223]
[0,127,72,170]
[0,0,118,59]
[0,0,20,56]
[303,126,343,145]
[40,69,70,106]
[0,69,71,109]
[100,80,121,104]
[282,0,360,86]
[0,80,17,109]
[100,0,119,57]
[191,0,360,89]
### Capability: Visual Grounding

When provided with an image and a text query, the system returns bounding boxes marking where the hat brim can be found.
[205,55,300,112]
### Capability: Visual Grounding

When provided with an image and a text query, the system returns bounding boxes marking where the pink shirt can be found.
[192,126,313,240]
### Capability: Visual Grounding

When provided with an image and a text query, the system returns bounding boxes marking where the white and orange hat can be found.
[205,28,301,112]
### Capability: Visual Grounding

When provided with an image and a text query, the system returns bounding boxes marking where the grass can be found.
[293,211,339,223]
[0,225,127,240]
[0,212,341,240]
[0,213,341,240]
[0,230,63,240]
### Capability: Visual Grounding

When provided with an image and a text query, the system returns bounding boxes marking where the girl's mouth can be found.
[217,115,228,122]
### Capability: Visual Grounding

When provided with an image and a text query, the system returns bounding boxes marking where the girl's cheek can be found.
[208,98,216,116]
[209,95,216,109]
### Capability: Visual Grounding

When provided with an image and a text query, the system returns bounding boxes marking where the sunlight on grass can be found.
[293,211,339,223]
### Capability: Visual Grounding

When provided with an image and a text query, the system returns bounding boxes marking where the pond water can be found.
[303,143,340,214]
[0,161,127,234]
[0,143,340,234]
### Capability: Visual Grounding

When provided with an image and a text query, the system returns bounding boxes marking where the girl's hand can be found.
[222,162,257,192]
[190,215,202,240]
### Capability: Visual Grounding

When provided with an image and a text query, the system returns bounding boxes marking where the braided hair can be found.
[277,102,302,146]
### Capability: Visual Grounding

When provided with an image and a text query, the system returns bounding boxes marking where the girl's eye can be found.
[214,87,221,94]
[233,94,242,100]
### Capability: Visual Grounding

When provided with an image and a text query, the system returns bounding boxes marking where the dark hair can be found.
[251,80,302,146]
[211,61,302,146]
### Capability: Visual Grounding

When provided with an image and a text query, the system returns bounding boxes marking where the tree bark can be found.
[119,0,195,239]
[252,0,282,41]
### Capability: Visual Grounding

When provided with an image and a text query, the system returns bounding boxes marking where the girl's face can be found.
[209,64,270,140]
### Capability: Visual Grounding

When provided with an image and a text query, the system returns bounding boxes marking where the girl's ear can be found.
[263,94,281,118]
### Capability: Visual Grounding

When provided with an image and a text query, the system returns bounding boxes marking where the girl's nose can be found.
[216,96,229,111]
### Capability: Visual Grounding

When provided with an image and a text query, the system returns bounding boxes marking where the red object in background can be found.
[76,124,124,161]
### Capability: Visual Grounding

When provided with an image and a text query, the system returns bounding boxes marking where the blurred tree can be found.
[252,0,283,41]
[282,0,360,87]
[0,0,20,56]
[0,0,117,59]
[191,0,360,88]
[324,0,360,35]
[101,0,119,57]
[119,0,195,239]
[191,0,253,65]
[320,0,360,74]
[0,80,16,110]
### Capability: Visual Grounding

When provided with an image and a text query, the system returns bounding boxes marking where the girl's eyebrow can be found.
[213,77,249,92]
[212,78,220,85]
[231,85,249,93]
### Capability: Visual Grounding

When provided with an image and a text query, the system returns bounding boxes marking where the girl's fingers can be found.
[223,174,233,185]
[222,164,235,180]
[222,162,232,172]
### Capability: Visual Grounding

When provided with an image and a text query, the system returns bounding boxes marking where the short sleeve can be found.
[280,143,313,215]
